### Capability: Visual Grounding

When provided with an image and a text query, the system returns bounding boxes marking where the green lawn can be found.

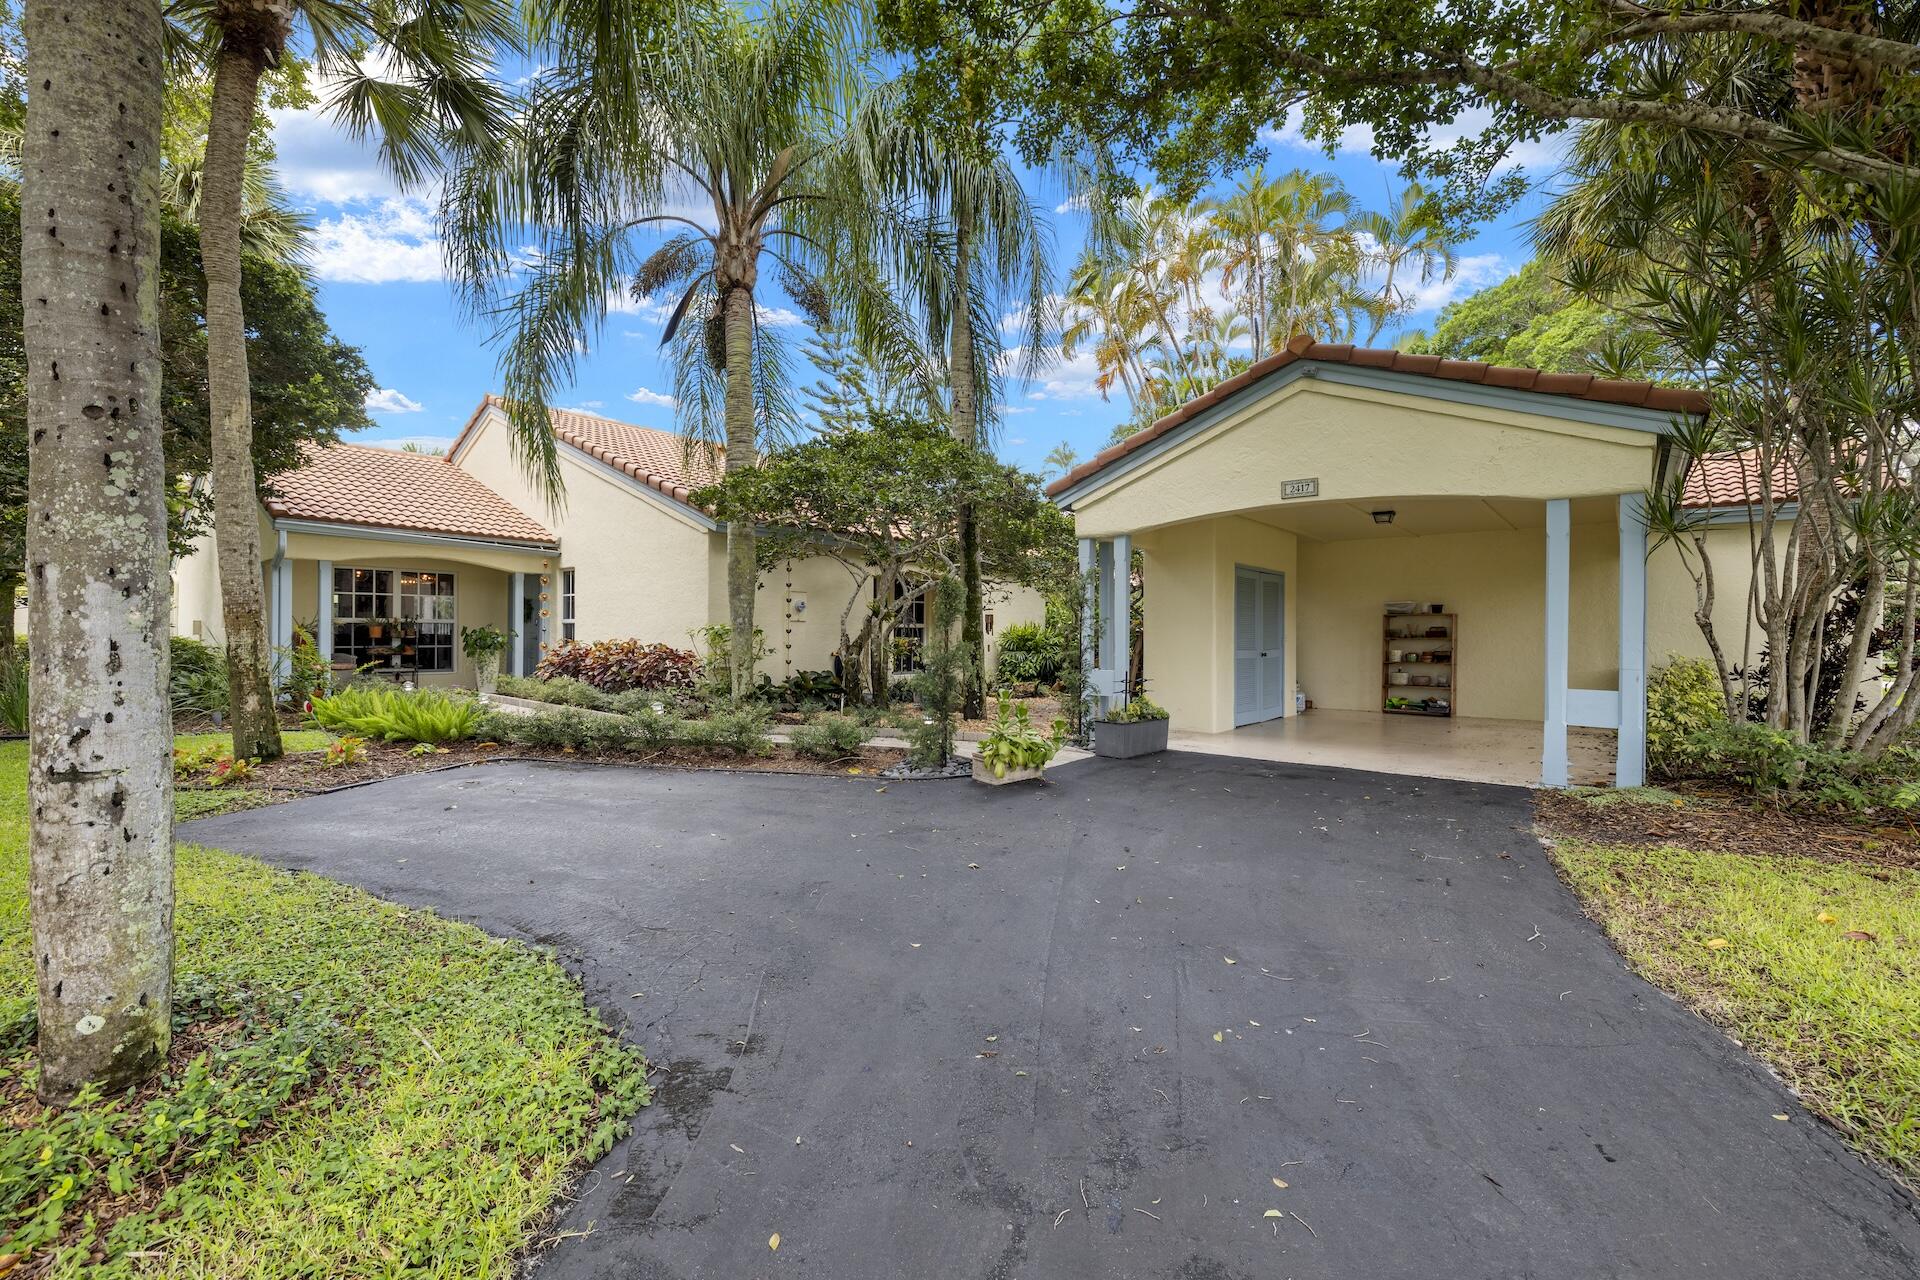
[1556,841,1919,1186]
[0,739,649,1276]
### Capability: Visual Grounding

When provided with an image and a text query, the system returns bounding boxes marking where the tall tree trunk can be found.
[22,0,174,1103]
[202,31,283,762]
[949,202,987,719]
[722,283,758,701]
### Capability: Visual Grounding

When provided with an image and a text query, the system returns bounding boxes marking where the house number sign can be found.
[1281,477,1319,499]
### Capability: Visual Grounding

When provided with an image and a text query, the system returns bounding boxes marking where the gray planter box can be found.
[1092,717,1169,759]
[972,756,1046,786]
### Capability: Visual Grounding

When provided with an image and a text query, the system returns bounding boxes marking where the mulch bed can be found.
[1535,785,1920,873]
[177,736,910,810]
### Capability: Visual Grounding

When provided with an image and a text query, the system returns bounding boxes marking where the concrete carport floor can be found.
[185,752,1920,1280]
[1169,709,1618,787]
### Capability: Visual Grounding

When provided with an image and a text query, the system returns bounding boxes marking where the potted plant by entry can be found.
[462,623,513,698]
[1091,696,1170,759]
[973,690,1068,785]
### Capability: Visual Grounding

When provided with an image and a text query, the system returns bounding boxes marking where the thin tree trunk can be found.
[949,202,987,719]
[203,38,283,762]
[0,574,19,660]
[22,0,174,1103]
[722,283,758,701]
[1823,562,1883,747]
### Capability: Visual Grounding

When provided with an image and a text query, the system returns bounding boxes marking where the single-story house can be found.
[172,397,1045,689]
[1047,334,1767,788]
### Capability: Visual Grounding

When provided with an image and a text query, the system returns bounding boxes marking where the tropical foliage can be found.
[533,640,703,694]
[1063,174,1459,439]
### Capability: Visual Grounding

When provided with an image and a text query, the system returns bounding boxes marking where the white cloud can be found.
[568,400,605,410]
[1404,252,1513,313]
[308,198,444,284]
[626,387,677,408]
[1054,193,1090,215]
[1014,349,1108,402]
[1257,106,1570,177]
[997,404,1036,415]
[267,103,403,205]
[364,387,423,415]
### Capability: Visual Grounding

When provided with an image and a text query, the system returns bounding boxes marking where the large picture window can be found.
[331,566,456,672]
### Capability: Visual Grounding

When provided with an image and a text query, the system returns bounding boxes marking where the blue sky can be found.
[272,93,1569,474]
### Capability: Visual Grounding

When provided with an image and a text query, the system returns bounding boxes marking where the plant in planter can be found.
[1092,696,1170,759]
[462,624,513,698]
[974,690,1068,785]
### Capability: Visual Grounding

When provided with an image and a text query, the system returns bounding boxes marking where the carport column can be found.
[1078,537,1100,712]
[315,559,333,662]
[1616,492,1650,788]
[270,527,292,688]
[1542,499,1571,787]
[508,572,526,677]
[1110,533,1131,703]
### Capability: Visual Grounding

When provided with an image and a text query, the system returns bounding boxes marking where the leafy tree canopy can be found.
[1408,259,1627,373]
[877,0,1920,219]
[0,183,373,566]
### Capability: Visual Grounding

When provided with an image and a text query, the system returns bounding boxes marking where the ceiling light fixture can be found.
[1371,509,1396,525]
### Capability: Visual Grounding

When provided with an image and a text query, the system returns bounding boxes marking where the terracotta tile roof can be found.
[1680,449,1799,508]
[264,442,557,545]
[453,395,724,509]
[1046,334,1711,498]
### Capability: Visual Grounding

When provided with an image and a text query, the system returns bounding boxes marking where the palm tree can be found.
[1202,169,1359,354]
[449,0,929,699]
[1354,182,1459,344]
[893,113,1053,716]
[167,0,515,761]
[22,0,175,1101]
[1042,442,1080,478]
[1061,257,1162,411]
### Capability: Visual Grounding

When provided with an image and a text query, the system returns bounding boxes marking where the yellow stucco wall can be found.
[1071,379,1659,539]
[1137,516,1300,733]
[290,554,512,688]
[1295,521,1619,721]
[1131,511,1777,732]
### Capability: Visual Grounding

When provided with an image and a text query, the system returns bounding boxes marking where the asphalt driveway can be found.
[187,753,1920,1279]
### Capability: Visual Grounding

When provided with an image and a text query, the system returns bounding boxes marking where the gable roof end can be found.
[452,394,725,512]
[1045,335,1711,499]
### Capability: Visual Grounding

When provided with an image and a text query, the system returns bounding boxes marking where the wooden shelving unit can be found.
[1383,612,1455,717]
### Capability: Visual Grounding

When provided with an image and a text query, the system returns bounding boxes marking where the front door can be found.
[1234,567,1286,726]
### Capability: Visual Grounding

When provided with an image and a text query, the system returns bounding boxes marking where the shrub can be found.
[904,577,969,770]
[993,621,1065,686]
[690,623,769,701]
[502,673,606,708]
[1648,656,1726,778]
[535,639,701,693]
[309,687,479,744]
[206,755,255,786]
[324,736,368,768]
[977,690,1066,778]
[705,706,775,757]
[1100,696,1167,724]
[170,635,229,717]
[789,715,870,760]
[1678,720,1920,813]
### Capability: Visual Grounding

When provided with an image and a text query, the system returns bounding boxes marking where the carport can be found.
[1050,335,1710,788]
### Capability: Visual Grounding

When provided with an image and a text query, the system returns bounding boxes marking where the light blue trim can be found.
[1616,492,1649,787]
[1542,499,1571,787]
[508,573,526,677]
[1697,501,1800,526]
[272,517,557,556]
[270,529,293,686]
[1112,533,1131,701]
[1052,360,1691,509]
[1568,688,1621,729]
[1232,564,1287,727]
[315,559,333,662]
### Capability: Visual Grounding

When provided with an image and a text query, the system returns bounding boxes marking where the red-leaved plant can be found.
[534,639,701,693]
